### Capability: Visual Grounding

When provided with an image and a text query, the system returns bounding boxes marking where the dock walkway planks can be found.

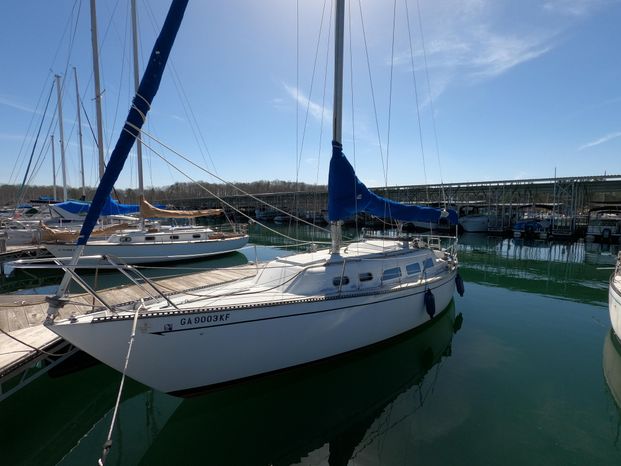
[0,264,257,391]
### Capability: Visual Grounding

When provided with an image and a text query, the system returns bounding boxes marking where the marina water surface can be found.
[0,230,620,465]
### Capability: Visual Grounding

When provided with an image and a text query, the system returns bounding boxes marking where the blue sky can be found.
[1,0,619,192]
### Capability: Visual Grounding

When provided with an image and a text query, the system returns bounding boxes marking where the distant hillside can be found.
[0,180,327,206]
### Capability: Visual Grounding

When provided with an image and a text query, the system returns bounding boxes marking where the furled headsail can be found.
[327,141,458,224]
[75,0,189,246]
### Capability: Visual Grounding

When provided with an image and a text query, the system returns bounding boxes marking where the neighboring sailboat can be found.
[44,198,248,265]
[609,252,621,340]
[43,0,461,395]
[42,0,249,265]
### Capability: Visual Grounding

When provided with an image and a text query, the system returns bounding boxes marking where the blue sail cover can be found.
[76,0,189,246]
[327,141,458,224]
[54,197,139,217]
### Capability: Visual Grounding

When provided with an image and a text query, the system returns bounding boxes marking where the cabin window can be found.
[406,263,421,275]
[333,276,350,287]
[359,272,373,282]
[170,235,180,240]
[382,267,402,281]
[192,234,201,239]
[145,236,155,241]
[120,236,132,243]
[423,258,435,269]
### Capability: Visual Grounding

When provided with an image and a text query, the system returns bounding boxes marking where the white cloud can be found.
[388,0,603,99]
[282,83,330,122]
[542,0,606,17]
[0,132,32,142]
[467,31,553,79]
[0,95,40,115]
[578,131,621,150]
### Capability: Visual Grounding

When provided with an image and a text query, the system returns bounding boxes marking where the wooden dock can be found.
[0,264,257,400]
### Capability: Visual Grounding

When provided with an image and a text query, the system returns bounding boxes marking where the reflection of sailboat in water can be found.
[603,329,621,444]
[130,304,462,465]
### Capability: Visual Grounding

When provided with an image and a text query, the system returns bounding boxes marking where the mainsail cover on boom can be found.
[140,196,222,218]
[327,141,458,224]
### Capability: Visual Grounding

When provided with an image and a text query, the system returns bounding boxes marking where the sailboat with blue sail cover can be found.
[43,0,462,395]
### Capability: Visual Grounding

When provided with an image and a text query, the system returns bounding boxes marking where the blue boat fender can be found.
[424,289,436,319]
[456,273,465,297]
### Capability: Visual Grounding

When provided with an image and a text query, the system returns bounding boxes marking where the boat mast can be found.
[50,135,58,201]
[131,0,145,228]
[90,0,106,179]
[73,67,86,197]
[54,74,68,202]
[330,0,345,255]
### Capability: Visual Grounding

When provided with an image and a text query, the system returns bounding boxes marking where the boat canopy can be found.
[327,141,458,224]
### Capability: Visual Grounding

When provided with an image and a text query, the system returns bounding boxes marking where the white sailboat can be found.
[44,198,248,265]
[609,252,621,340]
[43,0,462,395]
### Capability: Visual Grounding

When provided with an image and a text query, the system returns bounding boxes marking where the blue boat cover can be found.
[76,0,189,246]
[54,197,139,216]
[327,141,458,224]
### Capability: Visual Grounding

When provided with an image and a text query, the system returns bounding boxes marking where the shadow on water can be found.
[0,302,462,466]
[137,303,461,466]
[457,233,612,305]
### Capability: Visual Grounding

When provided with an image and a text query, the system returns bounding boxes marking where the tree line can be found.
[0,180,327,207]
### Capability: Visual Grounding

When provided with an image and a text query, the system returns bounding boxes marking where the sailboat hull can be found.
[610,256,621,339]
[47,270,456,394]
[43,235,249,265]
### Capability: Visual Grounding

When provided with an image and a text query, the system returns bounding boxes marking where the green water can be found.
[1,230,620,465]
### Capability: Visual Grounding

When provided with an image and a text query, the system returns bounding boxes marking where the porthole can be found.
[359,272,373,282]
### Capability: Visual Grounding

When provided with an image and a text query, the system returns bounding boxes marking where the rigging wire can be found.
[311,0,333,243]
[7,0,80,187]
[129,128,328,245]
[356,0,387,184]
[386,0,397,191]
[292,0,330,236]
[347,0,362,235]
[12,0,82,202]
[142,0,220,178]
[0,327,74,358]
[382,0,399,223]
[404,0,430,201]
[413,0,446,207]
[14,82,56,209]
[130,124,334,235]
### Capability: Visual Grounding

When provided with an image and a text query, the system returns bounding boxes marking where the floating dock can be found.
[0,264,257,401]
